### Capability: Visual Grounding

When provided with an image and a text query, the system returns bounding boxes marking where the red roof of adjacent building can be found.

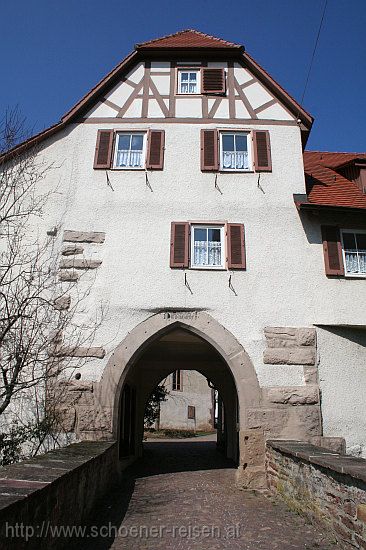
[303,151,366,209]
[136,29,243,50]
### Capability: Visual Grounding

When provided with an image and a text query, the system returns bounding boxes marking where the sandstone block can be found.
[59,270,79,282]
[55,346,106,358]
[296,328,316,346]
[59,258,102,269]
[264,347,315,365]
[289,348,315,365]
[293,405,322,437]
[236,465,266,490]
[58,407,76,432]
[62,245,84,256]
[239,429,265,467]
[357,504,366,524]
[77,407,112,432]
[63,230,105,243]
[303,366,318,385]
[266,387,319,405]
[54,295,71,310]
[247,408,289,436]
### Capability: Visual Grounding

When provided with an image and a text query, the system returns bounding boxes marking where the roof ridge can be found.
[136,29,242,49]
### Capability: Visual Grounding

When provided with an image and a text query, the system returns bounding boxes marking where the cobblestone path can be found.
[81,438,338,550]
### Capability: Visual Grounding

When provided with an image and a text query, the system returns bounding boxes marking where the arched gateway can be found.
[96,311,266,488]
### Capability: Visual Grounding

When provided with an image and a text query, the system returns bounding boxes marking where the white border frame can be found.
[219,131,252,172]
[190,224,225,270]
[113,131,147,170]
[341,229,366,278]
[177,69,201,95]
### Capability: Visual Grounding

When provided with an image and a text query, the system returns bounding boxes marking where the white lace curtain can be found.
[222,151,249,170]
[194,241,221,266]
[345,251,366,273]
[116,150,143,168]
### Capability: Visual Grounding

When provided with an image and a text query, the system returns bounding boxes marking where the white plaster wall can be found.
[317,327,366,457]
[11,111,366,451]
[159,371,213,430]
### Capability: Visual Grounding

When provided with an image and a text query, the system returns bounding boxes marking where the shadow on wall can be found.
[317,325,366,348]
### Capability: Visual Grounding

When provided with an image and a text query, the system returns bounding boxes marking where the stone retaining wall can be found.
[266,440,366,549]
[0,441,119,549]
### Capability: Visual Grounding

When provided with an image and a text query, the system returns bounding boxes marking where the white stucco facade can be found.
[3,33,365,467]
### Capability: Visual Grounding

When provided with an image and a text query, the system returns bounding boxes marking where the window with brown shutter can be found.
[93,130,114,169]
[146,130,165,170]
[170,222,189,268]
[321,226,344,276]
[201,129,218,171]
[227,223,246,270]
[170,222,246,271]
[202,68,226,94]
[253,130,272,172]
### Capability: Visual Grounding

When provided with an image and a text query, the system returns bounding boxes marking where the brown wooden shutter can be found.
[146,130,165,170]
[202,68,225,94]
[201,129,218,171]
[253,130,272,172]
[170,222,189,268]
[93,130,114,169]
[321,226,344,276]
[227,223,246,270]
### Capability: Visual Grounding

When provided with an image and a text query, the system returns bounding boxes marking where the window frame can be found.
[177,68,201,95]
[112,131,147,170]
[219,131,252,172]
[172,370,183,391]
[190,223,226,270]
[341,229,366,278]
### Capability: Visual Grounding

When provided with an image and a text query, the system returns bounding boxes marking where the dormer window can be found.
[177,70,200,94]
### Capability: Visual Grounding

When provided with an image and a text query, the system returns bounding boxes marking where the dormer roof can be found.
[296,151,366,211]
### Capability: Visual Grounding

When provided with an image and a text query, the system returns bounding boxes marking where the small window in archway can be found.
[187,405,195,420]
[172,370,182,391]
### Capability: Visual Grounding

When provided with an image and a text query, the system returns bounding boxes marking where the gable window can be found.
[178,70,200,94]
[341,230,366,276]
[114,132,146,169]
[220,132,251,171]
[191,225,224,268]
[172,370,182,391]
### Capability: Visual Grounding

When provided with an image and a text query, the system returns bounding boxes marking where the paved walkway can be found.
[80,437,338,549]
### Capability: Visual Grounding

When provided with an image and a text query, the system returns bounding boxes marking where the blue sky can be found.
[1,0,365,151]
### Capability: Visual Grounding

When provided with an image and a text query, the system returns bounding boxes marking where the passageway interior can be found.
[118,328,239,464]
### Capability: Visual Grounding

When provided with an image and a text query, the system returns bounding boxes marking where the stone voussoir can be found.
[63,230,105,244]
[59,258,102,269]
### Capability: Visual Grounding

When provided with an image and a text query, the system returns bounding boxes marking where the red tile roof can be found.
[136,29,243,50]
[303,151,366,209]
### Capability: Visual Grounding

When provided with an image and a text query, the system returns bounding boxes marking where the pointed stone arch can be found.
[95,311,264,487]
